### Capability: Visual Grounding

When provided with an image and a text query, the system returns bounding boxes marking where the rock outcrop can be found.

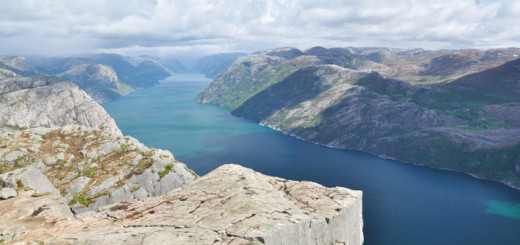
[0,164,363,244]
[0,76,122,136]
[0,125,197,213]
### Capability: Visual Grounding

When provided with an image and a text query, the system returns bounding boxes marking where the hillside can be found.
[197,47,520,189]
[0,76,121,135]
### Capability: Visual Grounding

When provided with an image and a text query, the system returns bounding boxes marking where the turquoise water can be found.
[103,74,520,245]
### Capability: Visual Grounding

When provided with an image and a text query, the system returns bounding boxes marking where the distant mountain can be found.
[23,54,174,102]
[132,55,188,74]
[197,47,520,189]
[194,52,246,78]
[0,66,19,80]
[87,53,171,88]
[61,63,133,103]
[0,56,40,76]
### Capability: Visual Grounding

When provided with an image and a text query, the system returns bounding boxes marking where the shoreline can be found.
[254,116,520,192]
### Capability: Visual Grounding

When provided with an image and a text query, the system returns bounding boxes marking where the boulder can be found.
[0,166,58,193]
[0,187,17,199]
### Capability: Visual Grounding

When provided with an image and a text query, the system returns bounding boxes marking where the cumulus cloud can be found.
[0,0,518,57]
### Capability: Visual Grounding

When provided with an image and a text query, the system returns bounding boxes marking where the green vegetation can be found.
[1,124,26,130]
[184,165,197,177]
[70,191,111,207]
[158,170,167,178]
[130,185,141,193]
[456,125,487,131]
[199,58,314,110]
[82,166,94,177]
[158,164,173,179]
[31,192,51,197]
[72,194,92,206]
[232,67,325,123]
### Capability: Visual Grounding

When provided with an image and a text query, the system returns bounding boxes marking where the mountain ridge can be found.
[197,46,520,189]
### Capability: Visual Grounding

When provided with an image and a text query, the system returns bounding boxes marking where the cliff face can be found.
[0,76,122,136]
[61,63,132,103]
[0,164,362,244]
[197,47,520,189]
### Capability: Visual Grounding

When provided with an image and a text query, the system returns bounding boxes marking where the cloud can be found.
[0,0,518,57]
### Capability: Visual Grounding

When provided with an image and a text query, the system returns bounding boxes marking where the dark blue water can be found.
[103,74,520,245]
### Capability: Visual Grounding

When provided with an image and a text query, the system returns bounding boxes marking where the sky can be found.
[0,0,519,59]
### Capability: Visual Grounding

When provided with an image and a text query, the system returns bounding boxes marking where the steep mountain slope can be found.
[198,47,520,189]
[61,63,133,103]
[197,54,320,109]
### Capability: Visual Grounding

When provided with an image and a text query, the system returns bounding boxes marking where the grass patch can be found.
[130,185,141,193]
[184,165,197,177]
[72,194,92,206]
[70,191,111,207]
[2,124,26,130]
[31,192,51,197]
[158,164,173,179]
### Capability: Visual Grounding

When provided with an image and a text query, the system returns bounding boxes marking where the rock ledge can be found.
[0,164,363,244]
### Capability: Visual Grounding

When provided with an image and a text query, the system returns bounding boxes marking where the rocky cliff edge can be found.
[0,164,363,244]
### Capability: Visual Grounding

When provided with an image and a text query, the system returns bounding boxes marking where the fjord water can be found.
[103,74,520,245]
